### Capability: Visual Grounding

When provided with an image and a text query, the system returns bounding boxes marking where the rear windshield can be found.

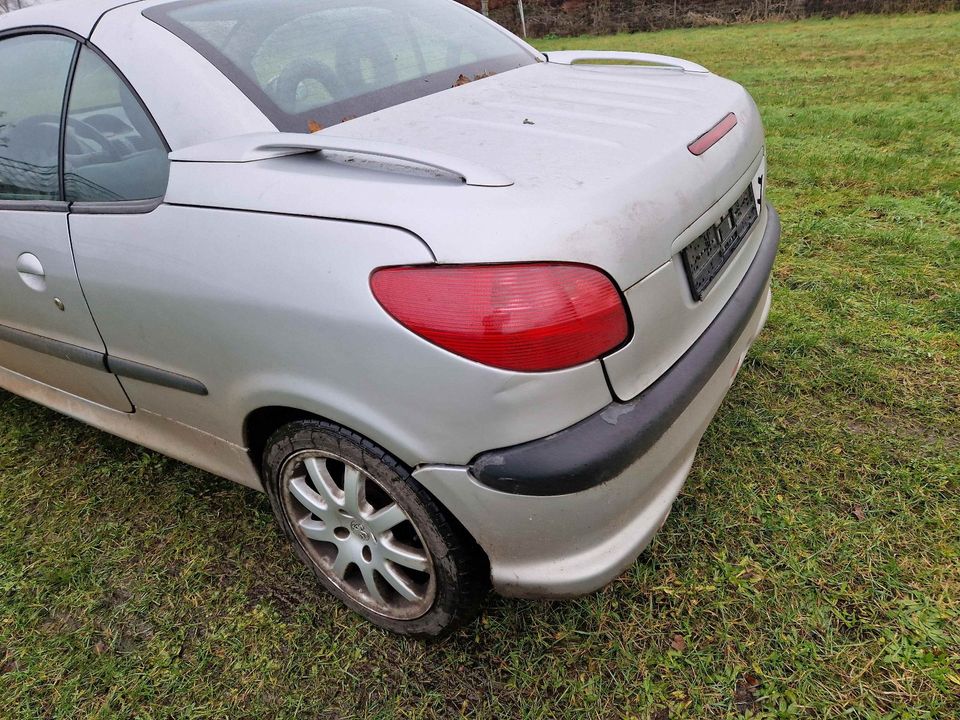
[144,0,537,132]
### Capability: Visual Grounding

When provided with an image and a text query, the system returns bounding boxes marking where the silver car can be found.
[0,0,779,636]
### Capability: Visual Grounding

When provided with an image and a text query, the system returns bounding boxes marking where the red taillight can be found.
[370,263,629,372]
[688,112,738,156]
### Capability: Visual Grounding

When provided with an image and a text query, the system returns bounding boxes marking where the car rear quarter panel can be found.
[68,206,613,472]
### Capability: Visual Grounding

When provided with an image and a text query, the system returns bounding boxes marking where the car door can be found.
[0,31,132,412]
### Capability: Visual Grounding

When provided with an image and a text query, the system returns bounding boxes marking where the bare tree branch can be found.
[0,0,34,15]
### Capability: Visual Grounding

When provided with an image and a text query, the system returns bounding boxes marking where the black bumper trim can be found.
[470,204,781,496]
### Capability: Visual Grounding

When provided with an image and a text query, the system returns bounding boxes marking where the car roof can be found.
[0,0,149,38]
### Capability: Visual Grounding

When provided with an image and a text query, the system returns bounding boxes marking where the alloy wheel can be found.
[280,451,436,620]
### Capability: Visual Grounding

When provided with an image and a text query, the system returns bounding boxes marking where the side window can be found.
[64,47,169,203]
[0,34,76,201]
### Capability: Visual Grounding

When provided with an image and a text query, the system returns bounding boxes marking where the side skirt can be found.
[0,364,262,491]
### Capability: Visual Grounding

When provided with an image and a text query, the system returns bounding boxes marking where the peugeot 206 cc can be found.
[0,0,779,636]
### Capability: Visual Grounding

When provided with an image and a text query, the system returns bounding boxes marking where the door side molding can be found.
[0,320,207,396]
[0,321,107,370]
[105,356,208,396]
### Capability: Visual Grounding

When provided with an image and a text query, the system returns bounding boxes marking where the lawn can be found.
[1,11,958,719]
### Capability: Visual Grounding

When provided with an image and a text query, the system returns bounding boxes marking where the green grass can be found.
[1,12,959,719]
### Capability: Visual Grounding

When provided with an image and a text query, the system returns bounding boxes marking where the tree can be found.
[0,0,42,13]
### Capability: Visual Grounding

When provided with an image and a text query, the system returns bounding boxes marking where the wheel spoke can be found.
[331,548,352,579]
[283,447,436,618]
[342,466,365,515]
[289,476,327,517]
[377,560,421,602]
[367,503,405,534]
[298,517,335,543]
[304,457,342,508]
[380,537,429,573]
[359,563,385,605]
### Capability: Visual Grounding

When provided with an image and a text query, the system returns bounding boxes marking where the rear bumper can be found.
[413,205,780,597]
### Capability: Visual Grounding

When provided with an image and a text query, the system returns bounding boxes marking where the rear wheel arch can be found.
[260,417,489,636]
[244,405,418,475]
[244,405,321,474]
[242,405,489,567]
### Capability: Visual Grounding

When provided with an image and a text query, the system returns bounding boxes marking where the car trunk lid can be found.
[328,60,771,399]
[308,60,765,287]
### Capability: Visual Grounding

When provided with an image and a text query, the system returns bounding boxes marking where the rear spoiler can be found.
[169,132,514,188]
[544,51,709,74]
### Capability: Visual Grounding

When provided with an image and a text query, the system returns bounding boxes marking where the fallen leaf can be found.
[453,74,472,87]
[0,648,17,674]
[307,120,324,133]
[93,641,108,656]
[670,634,687,652]
[734,673,761,714]
[852,504,866,521]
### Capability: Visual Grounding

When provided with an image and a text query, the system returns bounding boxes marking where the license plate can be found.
[681,185,759,301]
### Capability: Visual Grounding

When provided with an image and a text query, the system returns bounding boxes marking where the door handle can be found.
[16,253,47,292]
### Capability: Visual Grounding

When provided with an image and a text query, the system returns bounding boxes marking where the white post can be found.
[518,0,527,38]
[481,0,489,16]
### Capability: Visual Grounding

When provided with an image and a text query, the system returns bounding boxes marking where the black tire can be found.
[261,419,487,638]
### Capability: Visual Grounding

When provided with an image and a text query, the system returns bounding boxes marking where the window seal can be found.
[58,40,83,202]
[0,200,68,212]
[69,198,163,215]
[0,25,84,43]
